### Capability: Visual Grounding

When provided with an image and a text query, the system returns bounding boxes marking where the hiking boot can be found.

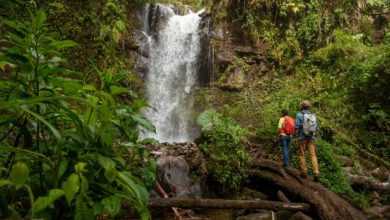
[300,173,307,178]
[313,174,320,182]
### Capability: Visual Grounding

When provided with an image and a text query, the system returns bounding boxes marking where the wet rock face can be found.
[209,21,269,91]
[145,142,205,199]
[197,13,213,86]
[157,156,202,198]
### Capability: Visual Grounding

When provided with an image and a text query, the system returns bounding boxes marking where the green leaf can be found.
[112,71,129,83]
[104,167,117,183]
[79,175,89,198]
[44,40,77,52]
[97,155,116,169]
[101,196,121,217]
[197,109,219,131]
[98,155,117,182]
[33,189,64,213]
[75,162,87,174]
[0,179,12,187]
[0,142,52,166]
[3,20,26,35]
[9,162,29,189]
[35,9,47,31]
[109,86,129,95]
[131,99,151,112]
[75,200,93,220]
[20,106,61,141]
[63,174,80,205]
[93,202,103,216]
[132,114,156,133]
[81,85,97,92]
[58,160,69,179]
[116,172,149,204]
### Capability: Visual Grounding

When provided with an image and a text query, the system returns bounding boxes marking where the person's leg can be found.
[308,140,320,175]
[299,140,308,175]
[280,136,289,166]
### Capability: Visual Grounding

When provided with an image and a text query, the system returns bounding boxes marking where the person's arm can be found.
[294,114,301,136]
[277,117,284,133]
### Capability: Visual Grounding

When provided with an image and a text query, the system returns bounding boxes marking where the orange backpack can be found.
[282,116,295,135]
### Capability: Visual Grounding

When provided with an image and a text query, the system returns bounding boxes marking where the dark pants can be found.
[280,135,291,166]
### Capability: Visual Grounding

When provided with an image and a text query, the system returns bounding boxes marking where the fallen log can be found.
[347,174,390,192]
[149,198,311,211]
[249,159,366,220]
[277,190,291,203]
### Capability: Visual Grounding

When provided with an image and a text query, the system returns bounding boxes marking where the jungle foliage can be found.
[197,108,250,192]
[0,9,156,219]
[203,0,390,205]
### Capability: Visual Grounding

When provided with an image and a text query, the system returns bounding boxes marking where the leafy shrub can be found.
[315,140,352,194]
[197,108,249,191]
[0,10,155,219]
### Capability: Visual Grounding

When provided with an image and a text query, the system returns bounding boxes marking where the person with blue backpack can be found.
[295,100,320,181]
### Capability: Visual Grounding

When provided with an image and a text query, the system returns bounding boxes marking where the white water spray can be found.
[142,5,204,142]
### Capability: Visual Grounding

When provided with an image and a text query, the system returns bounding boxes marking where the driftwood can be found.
[149,198,311,211]
[347,174,390,192]
[249,159,366,220]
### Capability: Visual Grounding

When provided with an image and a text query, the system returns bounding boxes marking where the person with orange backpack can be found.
[277,109,295,167]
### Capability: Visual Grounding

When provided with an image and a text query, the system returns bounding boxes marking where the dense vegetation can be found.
[0,0,389,219]
[0,3,156,220]
[202,0,389,206]
[197,108,249,192]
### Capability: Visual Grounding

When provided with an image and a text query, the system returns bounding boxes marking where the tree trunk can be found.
[249,159,366,220]
[149,198,311,211]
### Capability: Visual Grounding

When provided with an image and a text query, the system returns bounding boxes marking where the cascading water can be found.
[141,5,204,142]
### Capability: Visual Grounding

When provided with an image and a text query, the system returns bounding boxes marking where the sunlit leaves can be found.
[33,189,64,213]
[9,162,29,190]
[63,174,80,205]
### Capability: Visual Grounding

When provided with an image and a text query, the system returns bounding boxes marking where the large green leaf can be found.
[0,179,12,187]
[0,142,53,166]
[98,155,117,182]
[20,106,62,141]
[63,174,80,205]
[132,114,156,133]
[197,109,220,131]
[33,189,64,213]
[35,9,47,31]
[116,172,149,204]
[9,162,29,189]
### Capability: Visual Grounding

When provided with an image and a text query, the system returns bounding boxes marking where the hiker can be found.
[277,110,295,167]
[295,100,320,181]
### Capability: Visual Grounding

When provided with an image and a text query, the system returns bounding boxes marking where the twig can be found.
[156,181,183,220]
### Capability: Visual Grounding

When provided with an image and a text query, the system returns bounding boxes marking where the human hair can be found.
[282,109,288,116]
[300,100,310,110]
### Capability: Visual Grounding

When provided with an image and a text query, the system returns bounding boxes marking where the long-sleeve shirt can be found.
[295,110,319,141]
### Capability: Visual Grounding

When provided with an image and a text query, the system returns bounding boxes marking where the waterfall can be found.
[142,4,204,142]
